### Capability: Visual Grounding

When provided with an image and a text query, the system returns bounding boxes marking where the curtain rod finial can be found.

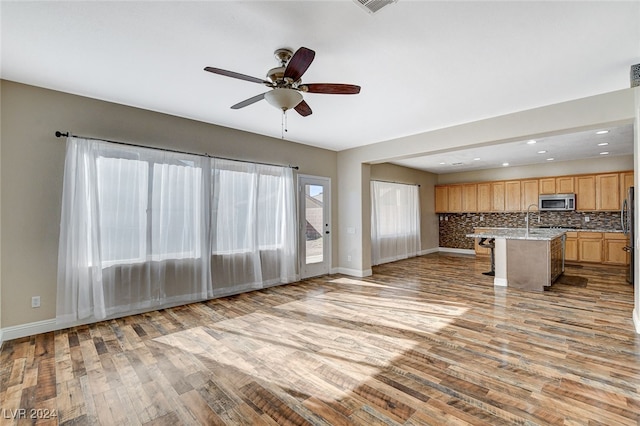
[55,131,69,138]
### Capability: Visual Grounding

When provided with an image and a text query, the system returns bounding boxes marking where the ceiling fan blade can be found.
[231,92,267,109]
[302,83,361,95]
[284,47,315,81]
[204,67,270,85]
[294,100,312,117]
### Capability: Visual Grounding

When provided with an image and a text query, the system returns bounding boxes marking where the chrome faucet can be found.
[526,203,539,235]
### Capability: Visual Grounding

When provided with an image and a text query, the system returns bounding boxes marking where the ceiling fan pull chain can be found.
[281,110,289,139]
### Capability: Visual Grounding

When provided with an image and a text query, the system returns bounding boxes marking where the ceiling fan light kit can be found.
[204,46,361,119]
[264,88,303,111]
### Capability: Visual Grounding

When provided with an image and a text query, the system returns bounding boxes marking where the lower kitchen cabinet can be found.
[604,232,629,265]
[564,232,578,262]
[577,232,603,263]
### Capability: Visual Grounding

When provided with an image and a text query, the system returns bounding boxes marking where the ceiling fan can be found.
[204,47,360,117]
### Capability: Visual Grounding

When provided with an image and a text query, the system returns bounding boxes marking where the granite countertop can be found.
[467,227,567,241]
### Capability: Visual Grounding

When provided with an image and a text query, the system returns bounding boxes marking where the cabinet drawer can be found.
[578,232,602,239]
[604,232,626,240]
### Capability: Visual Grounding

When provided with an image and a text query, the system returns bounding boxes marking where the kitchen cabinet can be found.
[577,232,603,263]
[620,171,634,205]
[603,233,629,265]
[477,183,492,212]
[556,176,575,194]
[474,228,491,256]
[521,179,539,210]
[435,186,448,213]
[462,184,477,212]
[596,173,619,211]
[448,185,463,212]
[539,178,556,194]
[575,175,596,211]
[491,182,505,211]
[564,231,578,262]
[505,181,521,211]
[540,176,574,195]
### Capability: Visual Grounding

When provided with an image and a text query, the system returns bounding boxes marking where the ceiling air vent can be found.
[354,0,398,14]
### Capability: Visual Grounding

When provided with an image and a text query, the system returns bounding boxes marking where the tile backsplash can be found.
[439,211,622,249]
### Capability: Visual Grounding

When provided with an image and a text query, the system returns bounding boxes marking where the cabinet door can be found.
[539,178,556,194]
[578,232,603,263]
[521,179,539,211]
[575,175,596,211]
[596,173,619,211]
[556,176,575,193]
[462,184,477,212]
[435,186,448,213]
[491,182,505,212]
[565,236,578,262]
[477,183,492,212]
[474,229,491,256]
[603,233,629,265]
[620,171,634,206]
[448,185,463,212]
[505,181,521,211]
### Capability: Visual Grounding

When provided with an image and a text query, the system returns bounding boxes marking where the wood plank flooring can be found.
[1,253,639,425]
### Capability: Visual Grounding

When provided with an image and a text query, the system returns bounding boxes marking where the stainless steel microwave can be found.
[539,193,576,211]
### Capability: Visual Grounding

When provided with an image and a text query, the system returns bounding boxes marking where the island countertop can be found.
[466,227,566,241]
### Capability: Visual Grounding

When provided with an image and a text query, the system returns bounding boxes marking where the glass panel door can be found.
[298,175,331,278]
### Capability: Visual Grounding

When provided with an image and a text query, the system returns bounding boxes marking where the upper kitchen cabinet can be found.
[435,185,448,213]
[539,176,574,195]
[539,178,556,194]
[620,171,634,203]
[521,179,539,210]
[575,175,596,210]
[556,176,575,193]
[491,181,506,211]
[595,173,619,211]
[448,185,463,212]
[504,181,521,211]
[462,184,477,212]
[477,183,492,212]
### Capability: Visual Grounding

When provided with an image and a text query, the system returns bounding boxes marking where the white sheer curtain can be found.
[57,137,297,324]
[370,181,421,265]
[209,159,298,294]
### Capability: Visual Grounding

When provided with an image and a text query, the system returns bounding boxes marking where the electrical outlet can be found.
[480,215,484,221]
[347,255,352,262]
[31,296,41,308]
[584,216,590,222]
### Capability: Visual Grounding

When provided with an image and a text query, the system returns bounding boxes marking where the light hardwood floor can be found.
[1,253,639,425]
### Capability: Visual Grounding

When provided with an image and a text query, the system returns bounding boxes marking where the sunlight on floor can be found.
[154,286,470,401]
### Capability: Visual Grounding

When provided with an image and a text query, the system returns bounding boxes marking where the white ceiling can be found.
[1,1,639,172]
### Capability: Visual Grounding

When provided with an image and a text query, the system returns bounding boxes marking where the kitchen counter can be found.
[467,227,566,291]
[466,227,566,241]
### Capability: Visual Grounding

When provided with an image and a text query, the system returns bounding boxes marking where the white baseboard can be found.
[1,318,58,346]
[336,267,373,277]
[634,307,640,334]
[494,278,508,287]
[419,248,439,255]
[438,247,475,255]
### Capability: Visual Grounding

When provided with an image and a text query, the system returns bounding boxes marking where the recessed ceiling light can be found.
[439,162,446,165]
[546,158,554,161]
[600,151,609,155]
[502,162,509,167]
[473,157,481,161]
[537,150,547,154]
[452,162,464,166]
[596,130,609,135]
[598,142,609,146]
[527,140,537,144]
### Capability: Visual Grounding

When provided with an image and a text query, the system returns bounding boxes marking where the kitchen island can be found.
[467,228,566,291]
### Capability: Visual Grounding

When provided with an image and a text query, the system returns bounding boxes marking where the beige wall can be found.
[0,80,338,328]
[370,163,439,253]
[436,155,634,185]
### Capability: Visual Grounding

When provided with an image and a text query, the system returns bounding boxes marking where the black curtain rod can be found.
[371,179,421,187]
[54,131,299,170]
